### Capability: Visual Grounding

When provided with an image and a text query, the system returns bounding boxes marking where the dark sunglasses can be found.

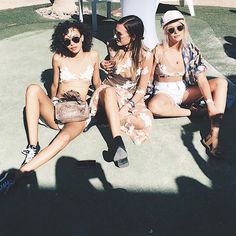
[167,25,184,34]
[113,30,121,40]
[63,36,81,46]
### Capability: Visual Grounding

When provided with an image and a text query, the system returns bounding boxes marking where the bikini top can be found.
[58,53,95,84]
[157,63,185,77]
[59,65,94,83]
[154,45,185,78]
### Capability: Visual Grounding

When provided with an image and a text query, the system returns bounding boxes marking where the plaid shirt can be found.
[182,42,207,86]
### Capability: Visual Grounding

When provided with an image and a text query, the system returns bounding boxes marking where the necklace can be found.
[168,47,181,65]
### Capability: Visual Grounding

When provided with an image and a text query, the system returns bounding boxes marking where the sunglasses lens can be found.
[168,28,175,34]
[177,25,184,31]
[72,36,80,43]
[64,36,81,46]
[64,39,71,46]
[167,25,184,34]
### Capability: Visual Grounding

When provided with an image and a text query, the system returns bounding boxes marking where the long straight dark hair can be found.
[117,15,144,70]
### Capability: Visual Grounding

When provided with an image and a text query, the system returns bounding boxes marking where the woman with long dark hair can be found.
[90,15,153,168]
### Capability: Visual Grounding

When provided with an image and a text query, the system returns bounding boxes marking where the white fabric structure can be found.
[121,0,159,50]
[185,0,195,16]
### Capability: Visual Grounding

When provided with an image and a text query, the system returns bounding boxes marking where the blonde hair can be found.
[162,19,189,50]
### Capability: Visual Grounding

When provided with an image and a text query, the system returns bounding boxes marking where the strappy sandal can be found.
[201,133,223,158]
[201,113,224,158]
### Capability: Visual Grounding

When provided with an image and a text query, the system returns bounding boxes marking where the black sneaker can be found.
[0,170,16,194]
[21,144,40,166]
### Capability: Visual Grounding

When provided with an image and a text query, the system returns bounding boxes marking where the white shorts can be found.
[154,80,187,105]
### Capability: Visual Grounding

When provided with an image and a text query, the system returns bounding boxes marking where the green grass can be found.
[0,2,120,40]
[0,4,60,40]
[177,5,236,43]
[0,3,235,81]
[0,3,235,42]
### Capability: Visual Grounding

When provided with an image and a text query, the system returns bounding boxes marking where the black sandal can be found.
[201,113,224,158]
[201,133,223,158]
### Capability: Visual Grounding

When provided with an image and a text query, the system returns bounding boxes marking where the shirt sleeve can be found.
[183,42,207,85]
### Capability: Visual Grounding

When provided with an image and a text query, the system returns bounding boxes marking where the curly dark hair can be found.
[50,20,93,57]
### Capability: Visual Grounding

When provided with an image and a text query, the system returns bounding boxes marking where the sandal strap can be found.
[211,113,224,127]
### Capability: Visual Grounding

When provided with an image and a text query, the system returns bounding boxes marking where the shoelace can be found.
[22,147,37,162]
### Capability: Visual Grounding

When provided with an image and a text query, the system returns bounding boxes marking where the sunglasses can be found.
[63,36,81,46]
[113,30,121,40]
[167,25,184,34]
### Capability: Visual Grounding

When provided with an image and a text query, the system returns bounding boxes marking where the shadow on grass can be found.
[1,154,236,235]
[224,36,236,60]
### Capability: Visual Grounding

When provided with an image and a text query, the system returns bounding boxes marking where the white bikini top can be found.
[59,65,94,83]
[158,64,185,77]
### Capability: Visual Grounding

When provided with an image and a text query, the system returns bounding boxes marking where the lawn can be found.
[0,3,235,81]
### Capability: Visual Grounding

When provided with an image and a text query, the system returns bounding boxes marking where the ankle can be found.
[113,136,125,148]
[28,142,39,148]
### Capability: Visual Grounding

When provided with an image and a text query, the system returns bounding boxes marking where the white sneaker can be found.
[21,144,40,166]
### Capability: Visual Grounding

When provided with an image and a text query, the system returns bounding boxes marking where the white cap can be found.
[160,10,184,28]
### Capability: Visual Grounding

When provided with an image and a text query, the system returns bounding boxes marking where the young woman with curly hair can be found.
[0,20,101,193]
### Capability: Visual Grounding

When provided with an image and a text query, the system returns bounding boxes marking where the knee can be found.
[148,99,164,116]
[103,87,116,100]
[212,78,228,91]
[25,84,42,97]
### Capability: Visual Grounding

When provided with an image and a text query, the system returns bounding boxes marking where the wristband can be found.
[127,99,135,108]
[206,98,214,104]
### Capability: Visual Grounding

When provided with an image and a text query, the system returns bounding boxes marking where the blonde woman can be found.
[148,10,228,158]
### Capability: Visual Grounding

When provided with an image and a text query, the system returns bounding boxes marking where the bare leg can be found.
[20,121,85,172]
[25,84,58,146]
[99,87,128,167]
[148,93,191,117]
[205,78,227,156]
[183,78,228,156]
[182,78,227,113]
[99,87,121,138]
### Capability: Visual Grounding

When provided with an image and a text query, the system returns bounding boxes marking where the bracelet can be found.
[127,99,135,108]
[136,88,146,95]
[206,98,214,104]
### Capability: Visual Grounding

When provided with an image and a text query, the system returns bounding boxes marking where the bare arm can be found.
[196,72,219,116]
[51,54,60,99]
[131,50,154,104]
[91,51,101,89]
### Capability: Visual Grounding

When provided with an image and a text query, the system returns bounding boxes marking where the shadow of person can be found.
[175,175,236,236]
[224,36,236,60]
[55,156,113,196]
[40,68,54,97]
[181,121,236,190]
[0,169,39,199]
[176,120,236,234]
